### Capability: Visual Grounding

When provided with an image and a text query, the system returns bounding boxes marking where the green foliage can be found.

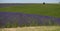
[0,4,60,17]
[0,4,60,27]
[5,22,12,28]
[5,20,18,28]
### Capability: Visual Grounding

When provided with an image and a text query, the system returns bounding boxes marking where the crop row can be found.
[0,12,60,28]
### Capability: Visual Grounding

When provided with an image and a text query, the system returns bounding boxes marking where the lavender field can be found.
[0,12,60,28]
[0,3,60,28]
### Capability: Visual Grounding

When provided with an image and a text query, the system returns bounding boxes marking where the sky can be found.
[0,0,59,3]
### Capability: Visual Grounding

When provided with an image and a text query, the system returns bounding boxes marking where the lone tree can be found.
[59,2,60,4]
[43,2,45,5]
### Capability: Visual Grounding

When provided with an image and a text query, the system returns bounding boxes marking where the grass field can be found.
[0,26,60,31]
[0,4,60,31]
[0,4,60,18]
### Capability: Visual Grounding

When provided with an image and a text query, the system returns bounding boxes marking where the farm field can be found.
[0,12,60,28]
[0,4,60,17]
[0,26,60,31]
[0,4,60,31]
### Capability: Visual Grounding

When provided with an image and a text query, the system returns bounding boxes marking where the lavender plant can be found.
[0,12,60,28]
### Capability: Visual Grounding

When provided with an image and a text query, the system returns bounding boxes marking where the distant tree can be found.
[59,2,60,4]
[43,2,45,5]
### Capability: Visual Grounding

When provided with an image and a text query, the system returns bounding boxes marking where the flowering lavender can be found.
[0,12,60,28]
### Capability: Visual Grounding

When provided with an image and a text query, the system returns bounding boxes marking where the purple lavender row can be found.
[0,12,60,26]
